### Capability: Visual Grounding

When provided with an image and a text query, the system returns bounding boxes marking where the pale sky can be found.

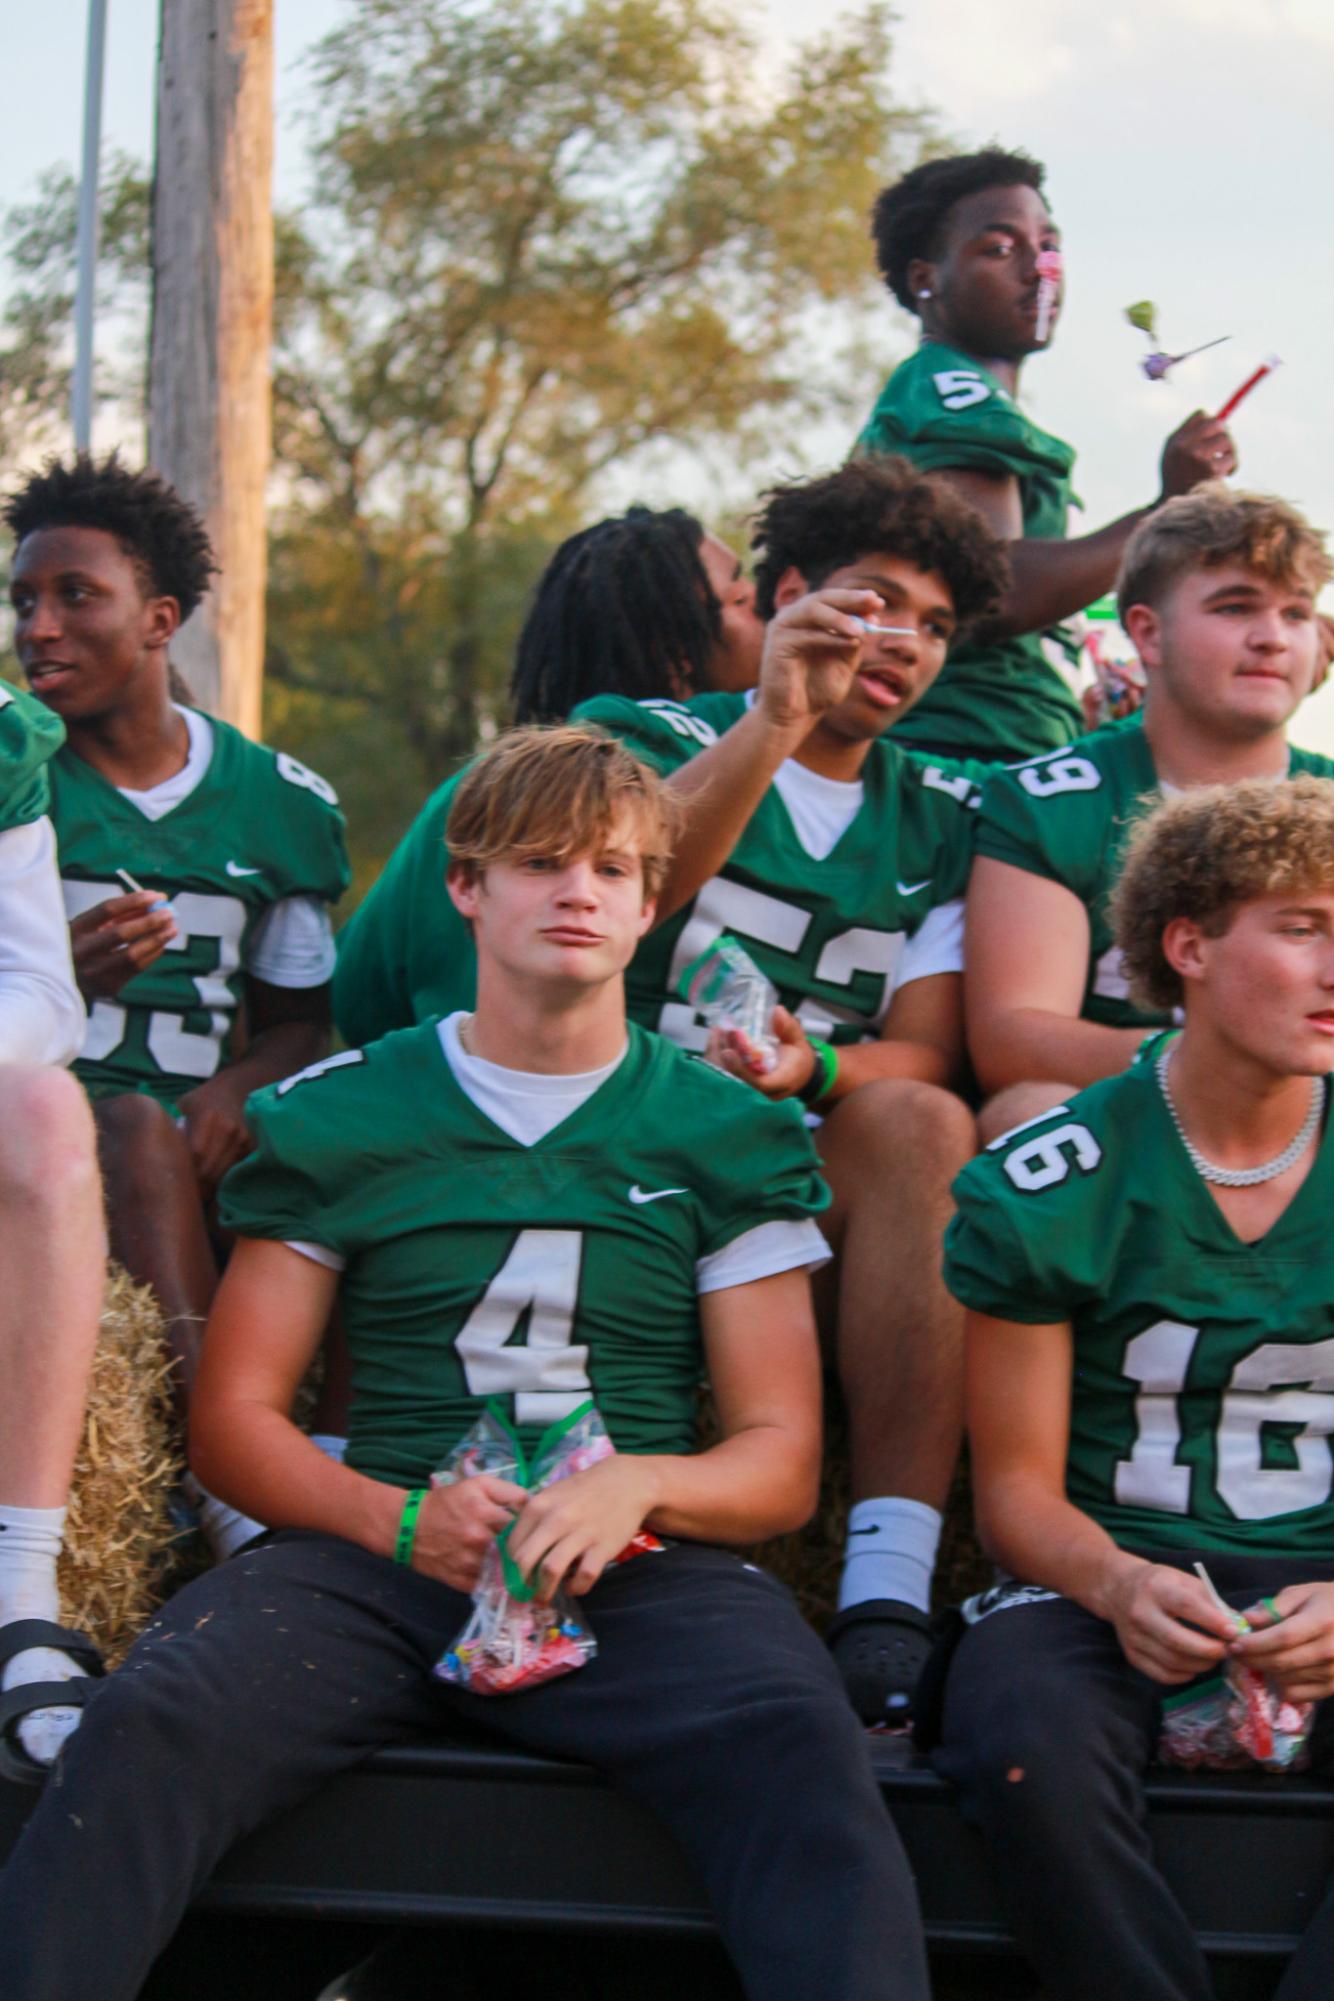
[6,0,1334,749]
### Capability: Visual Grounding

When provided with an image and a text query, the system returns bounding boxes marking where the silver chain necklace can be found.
[1156,1046,1326,1187]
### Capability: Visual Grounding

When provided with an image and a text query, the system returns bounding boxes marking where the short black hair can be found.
[871,148,1047,312]
[3,451,217,620]
[510,506,720,724]
[750,457,1009,628]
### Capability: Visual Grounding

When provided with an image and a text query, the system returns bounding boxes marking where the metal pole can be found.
[72,0,110,451]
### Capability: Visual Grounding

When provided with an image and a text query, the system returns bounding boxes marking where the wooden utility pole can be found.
[148,0,273,735]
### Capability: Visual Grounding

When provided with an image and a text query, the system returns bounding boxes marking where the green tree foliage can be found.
[0,0,933,877]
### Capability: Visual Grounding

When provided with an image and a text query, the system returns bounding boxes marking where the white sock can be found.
[837,1497,942,1615]
[0,1502,89,1767]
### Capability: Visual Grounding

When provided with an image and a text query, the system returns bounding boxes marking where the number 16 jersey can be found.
[944,1057,1334,1558]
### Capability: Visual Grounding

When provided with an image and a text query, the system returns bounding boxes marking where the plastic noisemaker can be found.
[1034,249,1062,344]
[1215,354,1282,423]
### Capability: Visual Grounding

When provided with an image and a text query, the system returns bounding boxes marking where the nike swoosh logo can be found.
[628,1185,688,1205]
[226,861,261,877]
[896,878,931,896]
[846,1524,882,1537]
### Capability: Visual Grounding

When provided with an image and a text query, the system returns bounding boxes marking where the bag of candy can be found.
[1156,1568,1314,1773]
[678,934,780,1074]
[432,1400,613,1697]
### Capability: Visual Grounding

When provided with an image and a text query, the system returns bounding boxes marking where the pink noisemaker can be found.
[1215,354,1282,422]
[1034,249,1062,344]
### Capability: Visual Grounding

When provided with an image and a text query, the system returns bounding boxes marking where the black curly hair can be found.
[871,148,1047,312]
[4,451,217,620]
[751,458,1009,628]
[510,506,721,724]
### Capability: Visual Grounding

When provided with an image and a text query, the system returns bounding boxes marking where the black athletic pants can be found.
[934,1550,1334,2001]
[0,1531,929,2001]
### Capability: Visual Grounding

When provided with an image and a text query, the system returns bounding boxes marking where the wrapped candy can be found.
[1034,249,1062,345]
[1215,354,1282,422]
[1124,300,1230,382]
[679,934,780,1075]
[432,1402,662,1697]
[1157,1566,1313,1773]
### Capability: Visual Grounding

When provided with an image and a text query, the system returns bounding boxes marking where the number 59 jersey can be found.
[944,1058,1334,1558]
[219,1020,829,1488]
[50,713,350,1107]
[572,691,981,1051]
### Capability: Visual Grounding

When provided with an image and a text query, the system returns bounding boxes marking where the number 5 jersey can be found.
[944,1052,1334,1558]
[50,706,350,1108]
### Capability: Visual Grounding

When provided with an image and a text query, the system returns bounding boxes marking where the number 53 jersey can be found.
[944,1056,1334,1558]
[219,1020,829,1487]
[50,713,350,1107]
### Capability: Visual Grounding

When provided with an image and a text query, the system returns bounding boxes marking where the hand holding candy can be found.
[707,1004,817,1102]
[412,1473,529,1594]
[1034,249,1062,344]
[1230,1580,1334,1704]
[1159,409,1237,497]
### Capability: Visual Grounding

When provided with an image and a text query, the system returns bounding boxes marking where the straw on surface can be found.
[58,1263,184,1667]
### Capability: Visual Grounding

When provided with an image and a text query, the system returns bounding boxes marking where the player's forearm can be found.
[641,1425,820,1544]
[654,706,807,923]
[823,1034,955,1097]
[229,1018,331,1095]
[969,1006,1146,1095]
[975,1469,1143,1621]
[190,1397,403,1557]
[981,511,1152,641]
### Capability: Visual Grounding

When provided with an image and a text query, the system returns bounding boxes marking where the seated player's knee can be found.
[825,1075,976,1172]
[0,1064,99,1212]
[94,1090,192,1187]
[977,1081,1075,1149]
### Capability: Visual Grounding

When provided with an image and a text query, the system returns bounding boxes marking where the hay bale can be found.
[58,1263,184,1667]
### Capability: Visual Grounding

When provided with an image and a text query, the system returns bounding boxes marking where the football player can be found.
[0,727,930,2001]
[935,776,1334,2001]
[857,147,1236,762]
[5,456,350,1496]
[574,457,1009,1721]
[0,679,107,1777]
[332,503,763,1050]
[966,486,1334,1139]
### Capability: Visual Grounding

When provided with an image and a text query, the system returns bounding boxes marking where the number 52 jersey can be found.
[944,1056,1334,1558]
[51,713,350,1107]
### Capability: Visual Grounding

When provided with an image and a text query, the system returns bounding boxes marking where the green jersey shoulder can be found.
[855,342,1084,764]
[220,1020,828,1483]
[572,691,977,1049]
[0,681,65,834]
[52,713,350,1107]
[332,767,477,1048]
[975,723,1334,1029]
[945,1065,1334,1558]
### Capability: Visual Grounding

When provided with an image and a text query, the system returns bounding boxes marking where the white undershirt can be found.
[0,816,85,1066]
[287,1012,830,1290]
[114,705,335,988]
[771,758,865,861]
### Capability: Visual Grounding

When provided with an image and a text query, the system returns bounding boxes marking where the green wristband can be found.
[798,1035,838,1108]
[394,1488,427,1567]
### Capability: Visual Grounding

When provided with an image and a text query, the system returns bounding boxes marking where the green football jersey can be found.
[51,713,351,1108]
[855,341,1084,763]
[0,680,65,832]
[332,768,478,1049]
[946,1061,1334,1558]
[571,692,980,1049]
[219,1020,829,1486]
[975,723,1334,1030]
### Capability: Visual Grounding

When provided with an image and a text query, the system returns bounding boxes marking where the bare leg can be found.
[815,1078,977,1723]
[977,1080,1075,1150]
[0,1066,106,1767]
[93,1093,217,1421]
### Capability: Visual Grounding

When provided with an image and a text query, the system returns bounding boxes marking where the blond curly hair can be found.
[1113,775,1334,1010]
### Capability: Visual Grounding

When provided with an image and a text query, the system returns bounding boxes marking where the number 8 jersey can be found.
[572,691,982,1052]
[944,1052,1334,1558]
[50,711,350,1108]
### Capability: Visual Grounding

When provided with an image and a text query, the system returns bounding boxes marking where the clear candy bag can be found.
[1157,1581,1314,1773]
[431,1401,613,1697]
[678,934,780,1074]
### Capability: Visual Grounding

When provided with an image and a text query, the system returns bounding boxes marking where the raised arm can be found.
[935,412,1236,642]
[967,1307,1233,1681]
[965,856,1145,1093]
[651,587,884,923]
